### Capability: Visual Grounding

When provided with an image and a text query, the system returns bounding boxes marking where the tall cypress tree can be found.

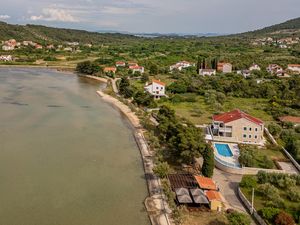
[202,144,214,178]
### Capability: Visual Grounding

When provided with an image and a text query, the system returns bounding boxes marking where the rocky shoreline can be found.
[96,90,173,225]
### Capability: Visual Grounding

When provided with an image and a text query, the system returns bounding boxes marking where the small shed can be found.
[205,190,223,211]
[190,188,209,204]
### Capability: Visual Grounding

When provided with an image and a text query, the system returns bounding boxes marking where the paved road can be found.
[213,168,246,212]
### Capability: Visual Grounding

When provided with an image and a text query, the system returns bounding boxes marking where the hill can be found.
[0,22,137,44]
[241,17,300,37]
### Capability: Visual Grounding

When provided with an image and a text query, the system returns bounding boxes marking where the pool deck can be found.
[213,142,240,168]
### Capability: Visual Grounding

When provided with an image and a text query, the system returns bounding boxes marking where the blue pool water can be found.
[215,143,233,157]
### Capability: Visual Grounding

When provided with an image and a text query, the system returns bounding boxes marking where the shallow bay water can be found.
[0,68,149,225]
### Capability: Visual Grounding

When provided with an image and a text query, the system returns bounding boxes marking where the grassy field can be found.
[182,211,228,225]
[158,95,273,125]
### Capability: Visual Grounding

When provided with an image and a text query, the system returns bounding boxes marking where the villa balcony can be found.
[218,127,232,133]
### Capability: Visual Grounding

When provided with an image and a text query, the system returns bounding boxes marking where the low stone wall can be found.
[237,188,268,225]
[215,158,297,175]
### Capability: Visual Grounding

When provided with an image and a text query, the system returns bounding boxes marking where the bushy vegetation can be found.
[226,211,251,225]
[240,172,300,224]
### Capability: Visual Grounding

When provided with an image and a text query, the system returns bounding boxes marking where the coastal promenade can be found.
[96,90,173,225]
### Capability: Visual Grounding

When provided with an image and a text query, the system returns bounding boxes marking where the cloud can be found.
[0,15,11,20]
[101,6,140,15]
[30,7,78,22]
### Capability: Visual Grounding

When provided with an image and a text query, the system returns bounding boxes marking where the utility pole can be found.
[251,188,254,215]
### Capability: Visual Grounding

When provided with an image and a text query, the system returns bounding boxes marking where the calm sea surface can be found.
[0,68,149,225]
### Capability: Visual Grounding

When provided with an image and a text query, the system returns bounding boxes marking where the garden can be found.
[240,172,300,225]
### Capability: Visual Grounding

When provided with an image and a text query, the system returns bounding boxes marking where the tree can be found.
[227,212,251,225]
[149,64,158,75]
[76,60,100,75]
[275,211,295,225]
[141,73,149,83]
[153,162,171,178]
[201,145,214,178]
[259,207,280,223]
[119,77,133,98]
[268,123,282,138]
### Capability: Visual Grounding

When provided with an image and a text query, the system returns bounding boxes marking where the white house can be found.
[170,61,193,71]
[115,61,126,67]
[0,55,12,61]
[267,64,283,74]
[249,64,261,71]
[287,64,300,74]
[199,69,216,76]
[129,65,144,74]
[144,79,166,99]
[237,70,251,78]
[2,45,14,51]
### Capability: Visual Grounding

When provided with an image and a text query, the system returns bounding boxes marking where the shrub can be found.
[240,176,257,188]
[268,123,282,137]
[258,207,280,222]
[226,212,251,225]
[275,211,295,225]
[257,183,280,201]
[287,187,300,202]
[239,149,255,167]
[153,162,171,178]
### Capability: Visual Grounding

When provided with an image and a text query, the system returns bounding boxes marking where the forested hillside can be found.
[0,22,137,44]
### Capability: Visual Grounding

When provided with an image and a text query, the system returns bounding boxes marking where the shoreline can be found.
[96,90,172,225]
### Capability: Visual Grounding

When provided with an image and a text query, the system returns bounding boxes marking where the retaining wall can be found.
[237,188,268,225]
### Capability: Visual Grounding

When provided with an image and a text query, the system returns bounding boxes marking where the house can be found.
[170,61,193,71]
[103,67,117,74]
[217,62,232,73]
[115,61,126,67]
[194,176,218,191]
[267,64,283,74]
[128,62,138,67]
[2,45,14,51]
[287,64,300,74]
[0,55,13,61]
[279,116,300,126]
[249,64,261,71]
[210,109,264,144]
[35,44,43,49]
[46,44,55,50]
[205,190,223,211]
[63,47,72,51]
[237,69,251,78]
[129,65,144,74]
[144,79,165,99]
[199,69,216,76]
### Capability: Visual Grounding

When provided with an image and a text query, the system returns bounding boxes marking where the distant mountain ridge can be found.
[0,17,300,43]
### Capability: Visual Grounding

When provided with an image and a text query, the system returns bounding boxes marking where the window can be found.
[243,127,247,131]
[243,134,247,138]
[255,135,257,139]
[255,128,258,132]
[249,135,252,138]
[249,127,252,131]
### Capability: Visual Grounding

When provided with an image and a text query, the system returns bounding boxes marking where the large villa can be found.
[208,109,265,145]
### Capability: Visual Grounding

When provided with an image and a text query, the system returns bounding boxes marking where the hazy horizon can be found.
[0,0,299,34]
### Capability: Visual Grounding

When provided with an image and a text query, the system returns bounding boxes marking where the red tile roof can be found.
[288,64,300,67]
[194,176,217,190]
[212,109,263,125]
[205,190,222,201]
[129,65,143,70]
[279,116,300,124]
[152,79,165,86]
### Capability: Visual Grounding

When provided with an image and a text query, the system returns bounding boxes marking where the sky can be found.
[0,0,299,34]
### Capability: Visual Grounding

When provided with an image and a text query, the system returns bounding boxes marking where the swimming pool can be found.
[215,143,233,157]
